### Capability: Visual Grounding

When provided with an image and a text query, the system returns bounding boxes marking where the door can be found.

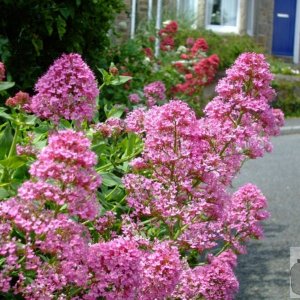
[272,0,297,56]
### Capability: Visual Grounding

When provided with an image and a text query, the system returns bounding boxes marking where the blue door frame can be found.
[272,0,297,56]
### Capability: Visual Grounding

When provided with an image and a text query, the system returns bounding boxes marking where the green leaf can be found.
[0,188,10,200]
[0,107,14,121]
[44,15,54,35]
[0,81,15,91]
[56,15,67,40]
[59,119,72,129]
[0,257,5,266]
[59,7,71,19]
[31,37,43,56]
[98,67,111,85]
[110,75,132,86]
[106,106,124,118]
[0,156,28,170]
[100,172,123,187]
[98,68,109,78]
[91,141,107,156]
[24,114,37,126]
[0,124,13,159]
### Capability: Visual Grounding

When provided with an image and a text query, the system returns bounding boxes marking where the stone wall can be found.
[253,0,274,52]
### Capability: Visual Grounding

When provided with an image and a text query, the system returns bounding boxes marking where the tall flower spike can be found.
[28,130,101,220]
[31,53,99,123]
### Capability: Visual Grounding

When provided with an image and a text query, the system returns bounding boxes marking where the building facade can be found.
[116,0,300,63]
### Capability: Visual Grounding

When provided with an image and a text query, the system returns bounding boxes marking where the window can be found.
[206,0,239,33]
[176,0,197,18]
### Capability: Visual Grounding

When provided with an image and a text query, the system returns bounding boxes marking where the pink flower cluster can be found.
[0,53,283,299]
[128,81,166,108]
[0,130,182,299]
[5,91,31,111]
[94,117,125,138]
[159,21,178,51]
[173,38,219,96]
[124,53,283,299]
[143,81,166,107]
[30,53,99,123]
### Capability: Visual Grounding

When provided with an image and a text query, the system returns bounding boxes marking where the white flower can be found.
[176,45,187,54]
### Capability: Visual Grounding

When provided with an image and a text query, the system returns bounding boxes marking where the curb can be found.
[281,126,300,135]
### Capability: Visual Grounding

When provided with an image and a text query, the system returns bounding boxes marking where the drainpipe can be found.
[155,0,163,57]
[148,0,153,21]
[176,0,180,18]
[130,0,137,39]
[294,0,300,64]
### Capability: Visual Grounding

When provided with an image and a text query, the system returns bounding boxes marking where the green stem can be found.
[99,82,106,91]
[96,149,143,172]
[215,241,231,256]
[8,125,19,158]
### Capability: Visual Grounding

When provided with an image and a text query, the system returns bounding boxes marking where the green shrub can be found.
[0,0,125,91]
[174,28,264,69]
[272,79,300,117]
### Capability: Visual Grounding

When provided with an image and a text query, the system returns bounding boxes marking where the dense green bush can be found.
[173,28,264,70]
[0,0,125,91]
[272,79,300,117]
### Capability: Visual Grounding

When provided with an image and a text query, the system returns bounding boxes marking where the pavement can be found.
[281,118,300,135]
[233,131,300,299]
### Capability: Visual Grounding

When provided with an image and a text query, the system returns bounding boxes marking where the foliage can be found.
[102,21,220,116]
[0,52,284,299]
[272,79,300,117]
[0,0,125,93]
[172,28,264,70]
[268,56,300,76]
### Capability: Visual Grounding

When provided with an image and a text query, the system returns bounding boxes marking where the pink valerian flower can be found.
[160,20,178,35]
[94,211,116,233]
[186,37,195,47]
[190,38,209,54]
[17,145,38,157]
[125,107,146,135]
[87,238,141,300]
[143,47,154,59]
[203,53,282,172]
[225,184,270,245]
[140,241,183,299]
[214,53,275,109]
[128,93,141,104]
[172,36,219,98]
[143,81,166,107]
[93,117,125,138]
[129,157,148,171]
[159,21,178,52]
[5,91,31,111]
[30,53,99,123]
[124,52,283,296]
[173,250,238,300]
[160,36,175,51]
[177,221,222,252]
[29,130,101,220]
[0,62,5,81]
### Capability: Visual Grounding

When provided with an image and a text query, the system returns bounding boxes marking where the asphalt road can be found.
[233,133,300,299]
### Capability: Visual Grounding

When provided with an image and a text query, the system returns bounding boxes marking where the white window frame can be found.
[205,0,241,34]
[246,0,255,36]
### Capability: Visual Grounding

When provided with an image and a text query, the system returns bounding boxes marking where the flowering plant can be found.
[0,52,283,299]
[101,21,220,116]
